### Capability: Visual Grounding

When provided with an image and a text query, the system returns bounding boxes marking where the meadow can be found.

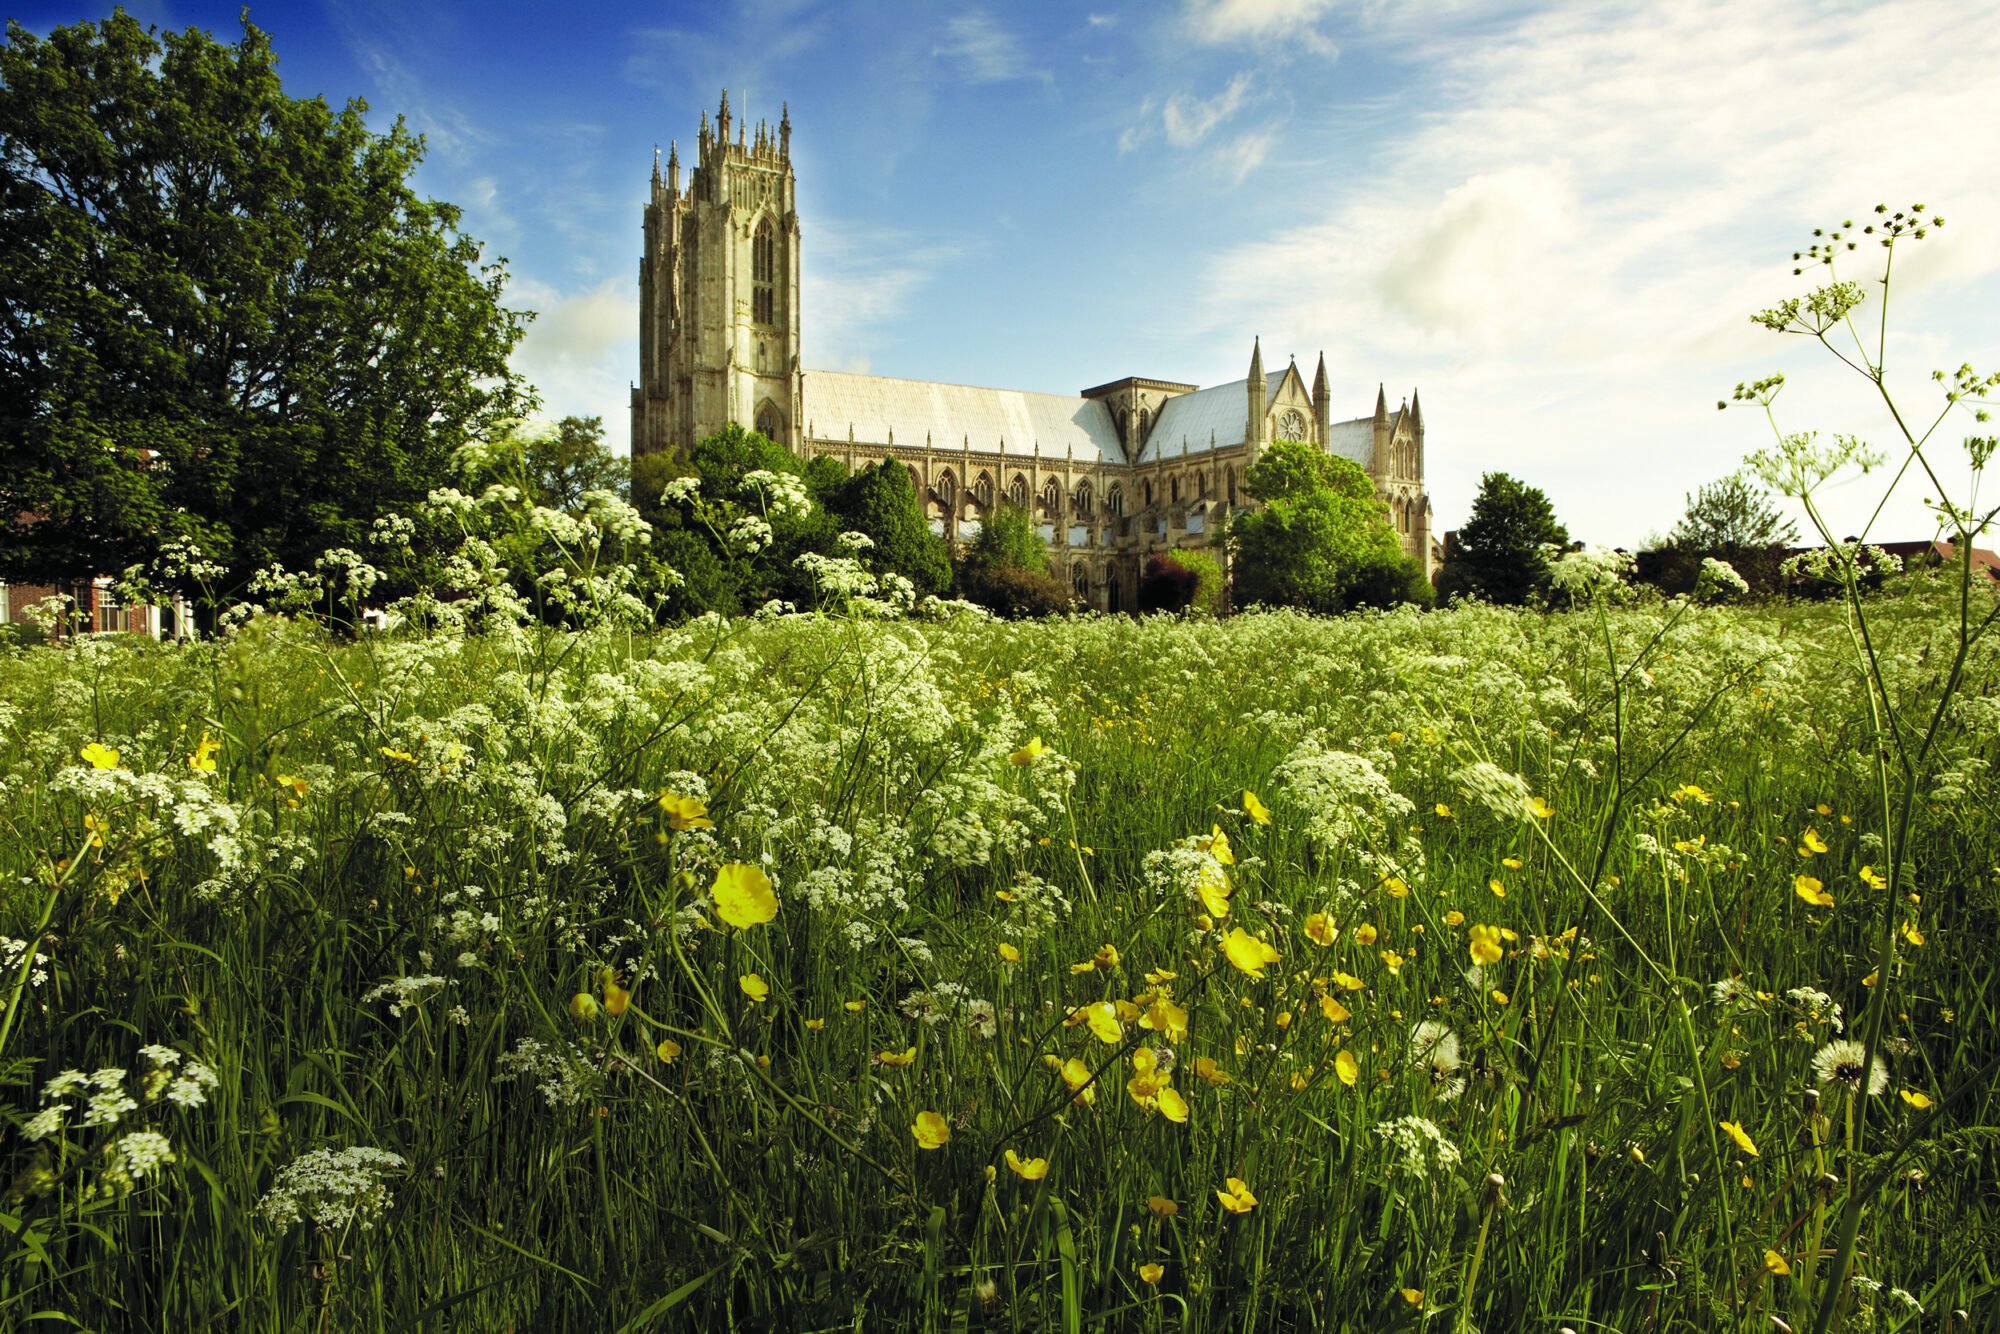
[2,580,1994,1332]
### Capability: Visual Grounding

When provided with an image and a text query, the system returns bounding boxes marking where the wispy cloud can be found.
[804,219,966,376]
[934,11,1053,85]
[1163,73,1253,147]
[1191,0,2000,540]
[1182,0,1339,55]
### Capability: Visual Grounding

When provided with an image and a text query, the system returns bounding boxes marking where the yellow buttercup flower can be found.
[1762,1249,1790,1276]
[1059,1057,1093,1090]
[1469,925,1505,966]
[1443,909,1465,927]
[1526,795,1553,820]
[1139,1262,1165,1285]
[1799,827,1828,855]
[1005,1149,1049,1180]
[1330,970,1365,992]
[1242,790,1271,826]
[1333,1050,1359,1087]
[1859,864,1887,890]
[275,773,308,797]
[1434,803,1453,818]
[1010,736,1049,766]
[1901,920,1925,946]
[1195,862,1232,920]
[1488,878,1507,899]
[713,863,779,929]
[1672,783,1713,804]
[657,792,715,830]
[1156,1086,1189,1123]
[81,742,123,770]
[1382,876,1409,899]
[911,1111,950,1150]
[1220,927,1281,979]
[1084,1002,1124,1045]
[186,734,221,774]
[655,1037,681,1064]
[1304,913,1338,947]
[568,992,601,1022]
[1353,922,1378,946]
[1319,994,1351,1024]
[1193,1057,1232,1086]
[877,1046,917,1067]
[1142,995,1188,1042]
[843,999,867,1012]
[998,942,1021,962]
[1093,943,1120,970]
[738,973,770,1002]
[1400,1288,1425,1308]
[600,969,631,1016]
[805,1017,825,1031]
[1196,824,1234,866]
[1720,1120,1759,1157]
[1794,874,1833,908]
[1490,989,1510,1006]
[1214,1177,1257,1214]
[1145,1195,1178,1217]
[378,746,415,763]
[1900,1088,1934,1110]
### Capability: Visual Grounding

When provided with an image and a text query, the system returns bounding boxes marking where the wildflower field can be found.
[3,583,1995,1332]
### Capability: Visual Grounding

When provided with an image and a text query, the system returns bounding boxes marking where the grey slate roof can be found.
[802,369,1126,465]
[1137,380,1253,463]
[1326,417,1376,468]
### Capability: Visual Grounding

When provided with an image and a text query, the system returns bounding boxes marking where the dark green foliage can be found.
[1434,471,1570,606]
[0,12,529,591]
[1138,553,1200,613]
[1229,440,1417,614]
[962,562,1072,617]
[958,502,1070,616]
[1348,553,1436,611]
[479,416,627,513]
[1666,473,1799,552]
[827,460,952,597]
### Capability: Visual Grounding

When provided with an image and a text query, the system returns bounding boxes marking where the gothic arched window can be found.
[1007,475,1028,510]
[1137,407,1151,444]
[1143,480,1154,508]
[1042,478,1062,518]
[1170,476,1181,504]
[1073,566,1089,598]
[934,470,956,514]
[1073,481,1093,518]
[1106,485,1124,517]
[1226,466,1237,506]
[753,217,776,326]
[973,471,994,510]
[755,401,783,441]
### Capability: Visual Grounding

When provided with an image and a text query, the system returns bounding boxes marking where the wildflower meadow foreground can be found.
[3,587,1994,1331]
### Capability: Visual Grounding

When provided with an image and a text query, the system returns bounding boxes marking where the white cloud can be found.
[1191,0,2000,543]
[510,277,639,452]
[935,11,1052,85]
[803,219,965,378]
[1183,0,1339,54]
[1164,73,1254,147]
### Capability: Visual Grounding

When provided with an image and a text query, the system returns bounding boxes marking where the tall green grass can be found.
[2,584,1994,1331]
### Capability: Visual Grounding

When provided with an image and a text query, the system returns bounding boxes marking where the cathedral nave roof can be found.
[801,370,1126,465]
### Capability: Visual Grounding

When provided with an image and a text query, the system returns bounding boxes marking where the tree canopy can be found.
[1228,439,1427,613]
[0,12,530,590]
[1435,471,1570,606]
[1665,473,1799,552]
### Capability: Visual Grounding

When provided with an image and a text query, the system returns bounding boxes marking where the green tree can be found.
[828,460,952,597]
[958,503,1069,616]
[1665,473,1799,551]
[475,416,627,513]
[0,12,529,591]
[1229,439,1421,614]
[1434,471,1570,606]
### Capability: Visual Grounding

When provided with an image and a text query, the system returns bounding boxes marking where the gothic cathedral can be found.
[632,93,1434,612]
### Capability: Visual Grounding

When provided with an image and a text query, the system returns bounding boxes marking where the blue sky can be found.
[16,0,2000,546]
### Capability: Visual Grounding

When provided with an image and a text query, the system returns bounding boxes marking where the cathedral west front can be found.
[631,93,1434,612]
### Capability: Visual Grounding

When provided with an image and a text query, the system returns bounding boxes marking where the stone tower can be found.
[631,92,801,457]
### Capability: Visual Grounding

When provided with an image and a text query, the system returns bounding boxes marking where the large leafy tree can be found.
[957,503,1070,616]
[474,416,627,514]
[1666,473,1799,551]
[827,460,952,597]
[1229,439,1426,613]
[1434,471,1570,606]
[0,12,530,590]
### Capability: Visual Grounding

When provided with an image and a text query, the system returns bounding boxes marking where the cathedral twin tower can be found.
[632,93,1432,611]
